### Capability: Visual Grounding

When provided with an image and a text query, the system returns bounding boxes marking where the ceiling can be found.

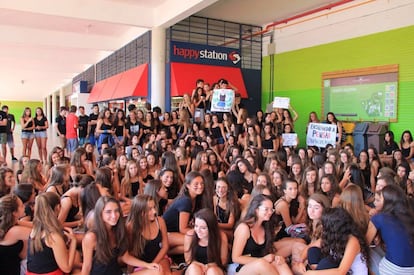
[0,0,336,101]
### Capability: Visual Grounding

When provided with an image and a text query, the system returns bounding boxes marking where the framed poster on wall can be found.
[322,64,398,122]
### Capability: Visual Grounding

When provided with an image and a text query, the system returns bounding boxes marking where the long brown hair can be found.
[339,184,369,234]
[92,196,127,264]
[21,159,43,186]
[240,194,275,254]
[120,160,139,197]
[30,192,63,253]
[0,194,20,240]
[126,194,153,258]
[188,208,224,269]
[306,193,331,241]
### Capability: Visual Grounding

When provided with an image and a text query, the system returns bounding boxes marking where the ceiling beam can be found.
[155,0,219,27]
[0,0,155,28]
[0,24,143,51]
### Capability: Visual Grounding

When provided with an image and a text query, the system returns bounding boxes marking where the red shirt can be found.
[65,113,78,139]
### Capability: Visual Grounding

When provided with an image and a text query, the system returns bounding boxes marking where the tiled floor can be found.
[3,125,61,170]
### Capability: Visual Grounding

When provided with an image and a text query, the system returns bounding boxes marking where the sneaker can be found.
[12,156,18,161]
[171,262,187,271]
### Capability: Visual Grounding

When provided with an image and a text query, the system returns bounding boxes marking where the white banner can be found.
[273,97,290,109]
[282,133,298,147]
[306,123,337,147]
[211,89,235,112]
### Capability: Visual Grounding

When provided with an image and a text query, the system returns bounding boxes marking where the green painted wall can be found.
[262,25,414,146]
[0,101,43,126]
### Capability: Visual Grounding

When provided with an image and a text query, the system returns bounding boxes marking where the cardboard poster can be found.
[211,89,235,112]
[282,133,298,146]
[273,97,290,109]
[306,123,337,147]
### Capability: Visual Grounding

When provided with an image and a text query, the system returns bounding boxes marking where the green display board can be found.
[322,65,399,122]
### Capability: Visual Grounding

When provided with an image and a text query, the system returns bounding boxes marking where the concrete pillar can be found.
[52,92,57,125]
[59,88,65,107]
[150,27,166,112]
[46,95,51,123]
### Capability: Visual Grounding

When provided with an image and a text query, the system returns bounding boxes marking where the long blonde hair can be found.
[121,160,139,197]
[339,184,369,233]
[30,192,63,253]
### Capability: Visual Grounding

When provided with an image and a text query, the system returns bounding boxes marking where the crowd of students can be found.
[0,80,414,275]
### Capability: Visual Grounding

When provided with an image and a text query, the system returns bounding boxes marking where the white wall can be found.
[263,0,414,55]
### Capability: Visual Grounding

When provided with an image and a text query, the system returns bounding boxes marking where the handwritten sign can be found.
[211,89,235,112]
[282,133,298,147]
[306,123,337,148]
[273,97,290,109]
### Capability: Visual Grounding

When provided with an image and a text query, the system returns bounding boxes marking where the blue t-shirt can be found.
[372,213,414,267]
[163,196,192,232]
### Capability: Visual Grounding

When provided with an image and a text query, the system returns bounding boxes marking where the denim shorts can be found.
[6,133,14,148]
[0,133,6,145]
[67,138,79,153]
[34,131,47,139]
[21,131,34,139]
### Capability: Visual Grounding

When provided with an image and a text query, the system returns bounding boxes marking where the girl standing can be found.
[96,108,114,154]
[325,112,343,148]
[113,109,126,147]
[21,107,35,158]
[34,107,49,164]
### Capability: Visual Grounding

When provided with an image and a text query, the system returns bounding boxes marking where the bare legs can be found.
[21,137,34,158]
[167,232,185,255]
[35,136,48,163]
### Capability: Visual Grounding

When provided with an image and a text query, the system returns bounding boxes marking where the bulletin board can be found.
[322,64,399,122]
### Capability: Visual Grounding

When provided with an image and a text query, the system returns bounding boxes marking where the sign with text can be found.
[282,133,298,147]
[170,41,241,67]
[306,123,337,147]
[273,97,290,109]
[211,89,235,112]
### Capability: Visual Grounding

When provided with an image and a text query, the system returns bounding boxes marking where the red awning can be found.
[97,73,122,102]
[111,63,148,100]
[87,79,107,103]
[87,63,148,103]
[170,62,248,98]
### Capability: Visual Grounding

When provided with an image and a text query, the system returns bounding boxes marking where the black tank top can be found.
[131,181,140,197]
[91,248,122,275]
[101,122,112,131]
[61,195,79,222]
[115,125,124,136]
[141,222,162,263]
[194,244,209,264]
[262,135,276,150]
[236,227,266,271]
[22,119,34,133]
[401,146,411,158]
[27,238,60,273]
[0,240,23,274]
[211,126,223,139]
[216,204,230,224]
